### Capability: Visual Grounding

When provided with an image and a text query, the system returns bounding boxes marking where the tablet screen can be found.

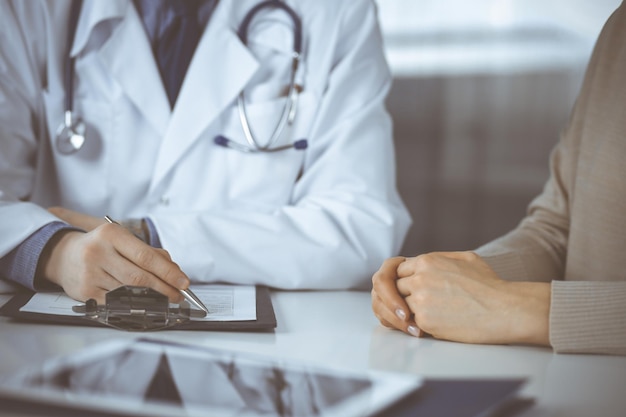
[0,338,421,417]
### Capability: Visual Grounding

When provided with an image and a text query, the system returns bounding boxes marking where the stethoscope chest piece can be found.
[56,110,86,155]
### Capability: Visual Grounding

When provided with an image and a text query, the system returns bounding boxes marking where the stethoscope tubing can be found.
[64,0,81,114]
[56,0,85,155]
[237,0,302,54]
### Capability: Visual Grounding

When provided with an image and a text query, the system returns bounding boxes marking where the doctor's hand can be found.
[38,223,189,304]
[372,252,551,346]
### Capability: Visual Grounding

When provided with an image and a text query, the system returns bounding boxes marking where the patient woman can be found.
[372,3,626,355]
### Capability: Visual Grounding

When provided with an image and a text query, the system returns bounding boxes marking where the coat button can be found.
[160,196,170,206]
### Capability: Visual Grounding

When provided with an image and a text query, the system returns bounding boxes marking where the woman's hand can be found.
[39,222,189,304]
[372,256,422,335]
[372,251,551,346]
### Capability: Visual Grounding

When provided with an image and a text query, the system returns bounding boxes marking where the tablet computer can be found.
[0,338,421,417]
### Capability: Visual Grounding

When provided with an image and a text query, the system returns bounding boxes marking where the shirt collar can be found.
[70,0,218,57]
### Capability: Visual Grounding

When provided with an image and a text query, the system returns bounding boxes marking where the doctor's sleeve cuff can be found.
[144,218,162,248]
[0,222,79,291]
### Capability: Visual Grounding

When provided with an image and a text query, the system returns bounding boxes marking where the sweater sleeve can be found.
[474,88,574,283]
[476,3,626,355]
[549,281,626,355]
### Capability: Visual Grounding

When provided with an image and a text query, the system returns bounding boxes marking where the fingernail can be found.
[177,277,189,289]
[395,308,406,321]
[407,325,420,337]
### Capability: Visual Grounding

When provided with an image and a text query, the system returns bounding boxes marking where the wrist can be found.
[37,229,82,287]
[506,281,551,346]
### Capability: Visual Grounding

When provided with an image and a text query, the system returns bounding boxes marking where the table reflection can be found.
[8,340,373,417]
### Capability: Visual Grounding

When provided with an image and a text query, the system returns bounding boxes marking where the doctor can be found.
[0,0,410,303]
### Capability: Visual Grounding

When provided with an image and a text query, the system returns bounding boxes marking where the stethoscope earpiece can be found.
[56,111,86,155]
[293,139,307,150]
[214,135,308,153]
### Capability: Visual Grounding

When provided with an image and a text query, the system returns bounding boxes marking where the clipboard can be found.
[0,286,276,332]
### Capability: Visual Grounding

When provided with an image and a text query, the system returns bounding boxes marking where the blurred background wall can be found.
[374,0,621,256]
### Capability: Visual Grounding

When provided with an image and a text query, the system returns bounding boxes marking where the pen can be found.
[104,215,209,315]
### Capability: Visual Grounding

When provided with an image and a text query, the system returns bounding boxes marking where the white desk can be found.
[1,290,625,417]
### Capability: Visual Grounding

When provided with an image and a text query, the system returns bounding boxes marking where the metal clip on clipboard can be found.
[72,286,207,331]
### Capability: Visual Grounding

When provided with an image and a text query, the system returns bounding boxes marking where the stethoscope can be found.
[215,0,308,153]
[55,0,86,155]
[56,0,307,155]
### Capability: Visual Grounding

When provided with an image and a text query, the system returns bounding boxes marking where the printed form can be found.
[19,285,256,321]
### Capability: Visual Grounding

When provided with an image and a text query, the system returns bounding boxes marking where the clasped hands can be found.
[42,207,188,304]
[371,252,551,346]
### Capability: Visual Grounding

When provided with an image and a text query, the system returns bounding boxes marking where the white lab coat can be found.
[0,0,410,289]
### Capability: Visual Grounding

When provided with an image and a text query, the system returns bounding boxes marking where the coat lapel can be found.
[72,0,260,192]
[96,2,171,137]
[149,0,260,191]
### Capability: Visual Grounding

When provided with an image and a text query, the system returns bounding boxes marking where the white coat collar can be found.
[69,0,261,191]
[70,0,128,57]
[70,0,171,136]
[149,0,260,191]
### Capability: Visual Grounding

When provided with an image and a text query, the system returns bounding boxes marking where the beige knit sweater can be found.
[475,3,626,355]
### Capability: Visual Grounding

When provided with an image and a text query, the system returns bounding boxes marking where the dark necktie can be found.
[145,354,183,405]
[155,0,201,108]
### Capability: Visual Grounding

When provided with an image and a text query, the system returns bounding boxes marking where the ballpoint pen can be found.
[104,215,210,315]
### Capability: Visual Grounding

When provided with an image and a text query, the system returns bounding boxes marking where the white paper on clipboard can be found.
[19,285,256,321]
